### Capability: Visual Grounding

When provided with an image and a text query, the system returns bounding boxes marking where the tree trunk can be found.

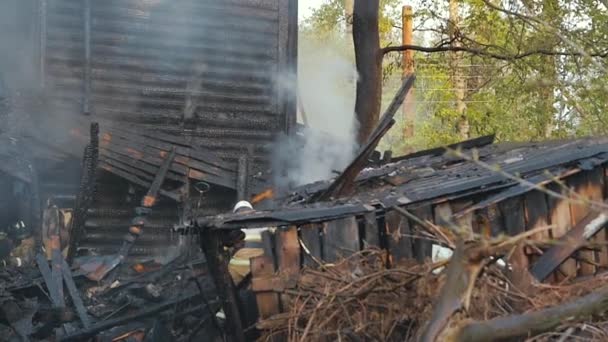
[345,0,354,35]
[540,0,559,139]
[449,0,469,140]
[353,0,382,145]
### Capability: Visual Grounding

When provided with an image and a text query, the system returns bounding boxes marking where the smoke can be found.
[272,39,359,189]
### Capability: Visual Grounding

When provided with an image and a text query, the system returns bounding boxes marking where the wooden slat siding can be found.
[598,168,608,269]
[568,173,591,276]
[252,230,280,319]
[451,201,474,233]
[433,203,453,228]
[410,206,433,262]
[384,210,413,264]
[275,226,300,311]
[363,212,381,249]
[487,204,505,237]
[568,172,598,275]
[500,196,532,292]
[322,217,360,263]
[299,223,322,267]
[546,182,577,281]
[523,190,551,268]
[251,255,280,319]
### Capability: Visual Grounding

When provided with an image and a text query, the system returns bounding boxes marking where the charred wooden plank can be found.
[451,200,473,233]
[203,204,374,230]
[546,182,577,280]
[391,134,495,163]
[36,253,64,308]
[60,258,91,328]
[568,171,603,275]
[363,212,380,248]
[103,127,234,176]
[98,162,181,201]
[314,75,415,201]
[523,190,551,269]
[67,123,99,264]
[250,255,280,319]
[530,208,608,282]
[410,206,433,262]
[453,167,581,218]
[200,229,246,342]
[384,210,413,264]
[100,136,234,188]
[300,224,322,266]
[500,196,533,292]
[322,217,360,262]
[275,226,300,310]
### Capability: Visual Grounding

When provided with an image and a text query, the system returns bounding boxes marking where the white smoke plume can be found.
[273,40,359,189]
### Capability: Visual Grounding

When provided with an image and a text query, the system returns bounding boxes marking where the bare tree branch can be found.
[382,44,608,61]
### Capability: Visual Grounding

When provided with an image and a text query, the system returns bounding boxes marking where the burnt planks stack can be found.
[98,126,238,201]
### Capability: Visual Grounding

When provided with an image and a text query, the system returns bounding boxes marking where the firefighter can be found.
[214,201,266,338]
[227,201,266,284]
[0,174,34,267]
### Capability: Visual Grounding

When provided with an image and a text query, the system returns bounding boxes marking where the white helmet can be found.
[233,200,253,213]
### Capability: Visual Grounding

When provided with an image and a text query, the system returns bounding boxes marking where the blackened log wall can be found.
[43,0,297,177]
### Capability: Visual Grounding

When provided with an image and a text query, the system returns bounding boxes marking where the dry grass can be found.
[257,250,608,342]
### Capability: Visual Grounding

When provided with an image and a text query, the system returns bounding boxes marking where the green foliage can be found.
[301,0,608,155]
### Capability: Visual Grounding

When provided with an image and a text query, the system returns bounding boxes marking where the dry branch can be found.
[451,286,608,341]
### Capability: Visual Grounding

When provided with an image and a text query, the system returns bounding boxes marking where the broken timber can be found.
[99,126,237,191]
[313,74,416,201]
[530,207,608,281]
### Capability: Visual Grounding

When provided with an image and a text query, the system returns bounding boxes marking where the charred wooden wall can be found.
[42,0,297,176]
[250,165,608,318]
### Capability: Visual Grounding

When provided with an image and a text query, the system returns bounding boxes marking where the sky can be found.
[299,0,325,19]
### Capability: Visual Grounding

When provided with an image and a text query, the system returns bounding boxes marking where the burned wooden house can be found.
[201,135,608,330]
[0,0,297,260]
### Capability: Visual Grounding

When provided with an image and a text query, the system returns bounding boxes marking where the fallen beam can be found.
[530,208,608,282]
[313,74,416,201]
[58,295,218,341]
[61,258,91,328]
[452,286,608,341]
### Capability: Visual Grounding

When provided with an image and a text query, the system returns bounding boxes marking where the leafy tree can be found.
[302,0,608,154]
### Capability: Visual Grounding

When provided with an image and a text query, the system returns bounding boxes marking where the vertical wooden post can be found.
[237,154,249,201]
[200,229,246,342]
[402,5,415,139]
[83,0,92,115]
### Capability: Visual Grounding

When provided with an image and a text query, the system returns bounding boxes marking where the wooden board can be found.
[523,190,551,266]
[500,196,532,292]
[250,255,280,319]
[322,217,360,263]
[410,206,433,262]
[568,172,601,275]
[546,182,577,281]
[363,212,380,249]
[450,200,473,233]
[486,204,505,237]
[433,203,453,229]
[384,210,413,264]
[275,226,301,311]
[299,224,322,267]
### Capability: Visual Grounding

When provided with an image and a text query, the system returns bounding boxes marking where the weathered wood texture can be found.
[546,182,577,281]
[385,210,413,264]
[251,230,280,320]
[567,171,603,275]
[408,206,433,262]
[275,226,301,310]
[523,190,551,264]
[299,224,322,267]
[362,212,380,249]
[500,197,533,292]
[322,217,360,263]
